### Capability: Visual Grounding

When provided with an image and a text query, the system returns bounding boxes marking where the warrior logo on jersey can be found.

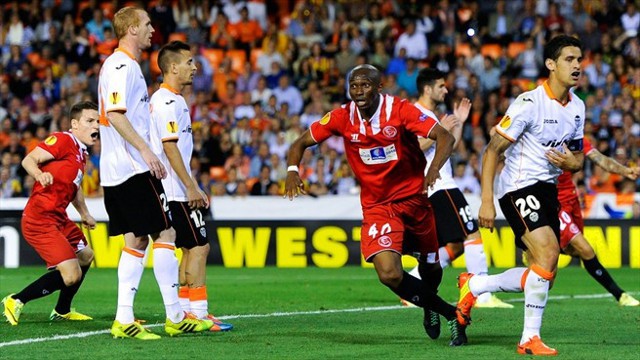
[167,121,178,133]
[111,92,120,105]
[319,112,331,125]
[44,135,57,145]
[499,115,511,129]
[383,126,397,139]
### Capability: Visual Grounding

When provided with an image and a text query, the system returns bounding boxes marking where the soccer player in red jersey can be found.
[551,137,639,306]
[2,101,100,325]
[285,65,468,346]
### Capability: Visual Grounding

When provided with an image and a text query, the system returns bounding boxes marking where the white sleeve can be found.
[151,94,180,142]
[495,95,535,142]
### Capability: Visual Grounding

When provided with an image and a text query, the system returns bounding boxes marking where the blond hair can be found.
[113,7,143,40]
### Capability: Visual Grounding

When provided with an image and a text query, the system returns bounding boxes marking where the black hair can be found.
[158,40,191,74]
[416,68,446,96]
[543,35,583,61]
[69,101,98,120]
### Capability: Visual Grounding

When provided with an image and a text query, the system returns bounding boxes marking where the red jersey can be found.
[24,132,87,221]
[309,94,438,209]
[557,137,594,204]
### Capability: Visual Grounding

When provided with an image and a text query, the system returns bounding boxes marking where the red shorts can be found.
[22,216,87,268]
[559,197,583,249]
[361,194,439,262]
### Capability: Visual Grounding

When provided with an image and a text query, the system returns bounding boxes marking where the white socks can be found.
[153,243,184,323]
[469,267,527,296]
[521,266,553,344]
[115,247,145,324]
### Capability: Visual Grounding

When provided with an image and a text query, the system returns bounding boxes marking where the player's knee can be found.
[191,243,210,258]
[78,247,94,267]
[61,268,82,286]
[377,268,403,288]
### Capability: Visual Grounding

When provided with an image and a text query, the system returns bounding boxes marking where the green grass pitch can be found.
[0,266,638,359]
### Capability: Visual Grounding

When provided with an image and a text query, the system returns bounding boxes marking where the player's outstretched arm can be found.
[588,149,640,180]
[107,111,167,179]
[163,141,208,209]
[72,189,96,229]
[478,132,511,231]
[284,130,317,200]
[21,147,55,187]
[424,123,454,191]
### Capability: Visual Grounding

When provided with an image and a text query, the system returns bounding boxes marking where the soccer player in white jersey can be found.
[149,40,233,332]
[98,7,212,340]
[404,68,512,340]
[458,35,586,355]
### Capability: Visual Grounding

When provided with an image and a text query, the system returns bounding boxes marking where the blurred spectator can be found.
[250,164,275,196]
[272,74,303,115]
[396,58,419,97]
[85,8,112,43]
[231,6,263,58]
[394,20,427,60]
[453,160,481,195]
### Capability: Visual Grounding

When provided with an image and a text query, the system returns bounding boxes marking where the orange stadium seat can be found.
[250,48,263,70]
[481,43,502,59]
[507,42,526,58]
[201,48,224,70]
[226,49,247,74]
[454,43,471,57]
[168,32,187,43]
[209,166,227,182]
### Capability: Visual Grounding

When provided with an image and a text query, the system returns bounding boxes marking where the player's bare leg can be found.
[373,251,467,346]
[178,248,191,312]
[50,247,94,321]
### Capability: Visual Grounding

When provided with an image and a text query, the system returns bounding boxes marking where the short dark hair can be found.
[416,68,446,96]
[158,40,191,74]
[543,35,583,61]
[69,101,98,120]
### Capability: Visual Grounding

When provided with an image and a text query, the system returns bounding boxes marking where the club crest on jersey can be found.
[383,126,397,139]
[44,135,57,145]
[419,114,429,122]
[167,121,178,133]
[319,112,331,125]
[378,235,392,248]
[111,92,120,105]
[499,115,511,129]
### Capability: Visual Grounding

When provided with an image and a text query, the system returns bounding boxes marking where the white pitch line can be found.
[0,291,635,348]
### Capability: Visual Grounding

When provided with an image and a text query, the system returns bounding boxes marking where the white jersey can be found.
[98,48,151,186]
[149,84,193,202]
[413,102,457,196]
[495,82,585,198]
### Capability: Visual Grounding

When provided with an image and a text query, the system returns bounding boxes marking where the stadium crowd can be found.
[0,0,639,203]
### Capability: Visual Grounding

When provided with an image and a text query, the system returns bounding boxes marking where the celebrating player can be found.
[149,40,233,331]
[98,7,212,339]
[2,101,99,325]
[404,68,512,340]
[459,35,586,355]
[550,137,640,306]
[285,64,468,346]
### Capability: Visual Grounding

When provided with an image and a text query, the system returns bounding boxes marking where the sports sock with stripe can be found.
[438,244,456,269]
[583,256,624,300]
[14,269,66,304]
[115,247,145,324]
[152,243,184,323]
[521,265,553,344]
[468,267,527,296]
[189,286,209,319]
[179,286,191,313]
[55,265,90,314]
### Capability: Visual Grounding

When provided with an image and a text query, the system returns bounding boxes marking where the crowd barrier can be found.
[1,195,638,268]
